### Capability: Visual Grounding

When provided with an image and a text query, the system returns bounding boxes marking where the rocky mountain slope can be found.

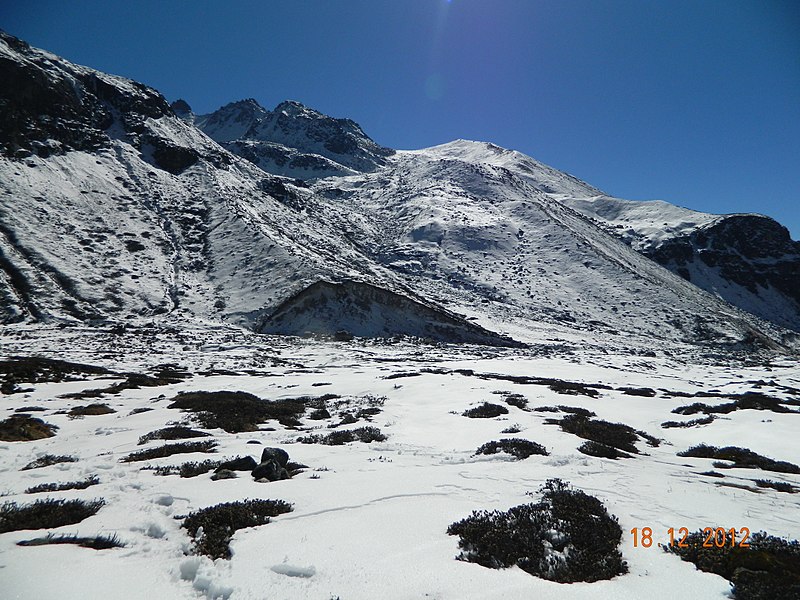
[0,31,796,352]
[182,98,394,180]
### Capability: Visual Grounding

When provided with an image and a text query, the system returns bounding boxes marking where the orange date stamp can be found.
[630,526,751,548]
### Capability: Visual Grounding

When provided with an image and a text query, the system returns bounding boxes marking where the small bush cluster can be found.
[0,415,58,442]
[168,390,306,432]
[663,530,800,599]
[503,394,528,410]
[21,454,77,471]
[661,415,715,428]
[618,387,657,397]
[754,479,796,493]
[137,426,211,445]
[462,402,509,419]
[0,498,104,533]
[678,445,800,474]
[447,479,626,583]
[183,499,293,559]
[121,440,217,463]
[672,392,797,416]
[297,426,386,445]
[25,475,100,494]
[534,406,596,418]
[553,414,643,454]
[475,439,548,460]
[0,356,111,395]
[68,403,116,417]
[578,441,632,459]
[18,532,124,550]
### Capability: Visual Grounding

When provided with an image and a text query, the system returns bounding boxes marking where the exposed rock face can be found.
[0,32,170,158]
[258,279,525,347]
[196,99,394,179]
[642,215,800,332]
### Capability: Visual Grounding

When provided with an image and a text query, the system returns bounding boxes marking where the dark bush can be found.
[619,387,657,397]
[501,424,522,434]
[475,439,548,460]
[297,426,386,445]
[26,475,100,494]
[554,414,643,454]
[21,454,77,470]
[308,408,331,420]
[678,445,800,474]
[447,479,626,583]
[534,406,596,418]
[0,498,104,533]
[672,392,796,416]
[68,403,116,417]
[145,459,224,478]
[0,415,58,442]
[754,479,796,493]
[183,499,293,559]
[121,440,217,463]
[138,426,211,445]
[661,415,715,428]
[663,530,800,599]
[18,532,124,550]
[168,390,306,432]
[463,402,509,419]
[0,356,111,394]
[578,441,632,459]
[503,394,528,410]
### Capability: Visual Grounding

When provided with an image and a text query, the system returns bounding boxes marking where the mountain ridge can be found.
[0,31,796,353]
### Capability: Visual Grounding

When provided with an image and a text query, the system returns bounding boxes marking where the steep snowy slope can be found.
[305,140,794,349]
[191,98,394,180]
[0,32,510,345]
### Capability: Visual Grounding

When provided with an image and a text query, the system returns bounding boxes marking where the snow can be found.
[1,324,798,599]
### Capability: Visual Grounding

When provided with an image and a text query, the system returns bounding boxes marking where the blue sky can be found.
[4,0,799,237]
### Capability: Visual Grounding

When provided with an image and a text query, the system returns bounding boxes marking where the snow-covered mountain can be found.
[0,31,796,353]
[185,98,394,180]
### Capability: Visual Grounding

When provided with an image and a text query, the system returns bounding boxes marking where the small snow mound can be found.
[154,494,174,506]
[271,563,317,578]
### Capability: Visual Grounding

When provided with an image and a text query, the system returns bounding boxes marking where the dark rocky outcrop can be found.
[258,279,524,347]
[642,215,800,332]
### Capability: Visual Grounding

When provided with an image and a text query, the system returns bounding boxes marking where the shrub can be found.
[619,387,657,397]
[554,414,642,454]
[578,441,632,459]
[0,356,111,394]
[18,532,124,550]
[475,439,548,460]
[145,459,223,477]
[503,394,528,410]
[754,479,796,493]
[501,424,522,434]
[121,440,217,463]
[21,454,77,470]
[168,390,306,432]
[672,392,796,416]
[138,426,211,445]
[447,479,626,583]
[678,445,800,474]
[661,415,715,428]
[25,475,100,494]
[0,498,104,533]
[534,406,596,418]
[663,530,800,599]
[68,403,116,417]
[462,402,509,419]
[0,415,58,442]
[297,426,386,445]
[183,499,293,559]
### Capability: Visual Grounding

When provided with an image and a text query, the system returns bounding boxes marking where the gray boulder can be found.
[261,447,289,467]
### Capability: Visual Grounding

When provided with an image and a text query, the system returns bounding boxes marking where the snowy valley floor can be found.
[1,324,799,600]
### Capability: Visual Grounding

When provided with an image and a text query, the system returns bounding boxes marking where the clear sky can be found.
[3,0,799,238]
